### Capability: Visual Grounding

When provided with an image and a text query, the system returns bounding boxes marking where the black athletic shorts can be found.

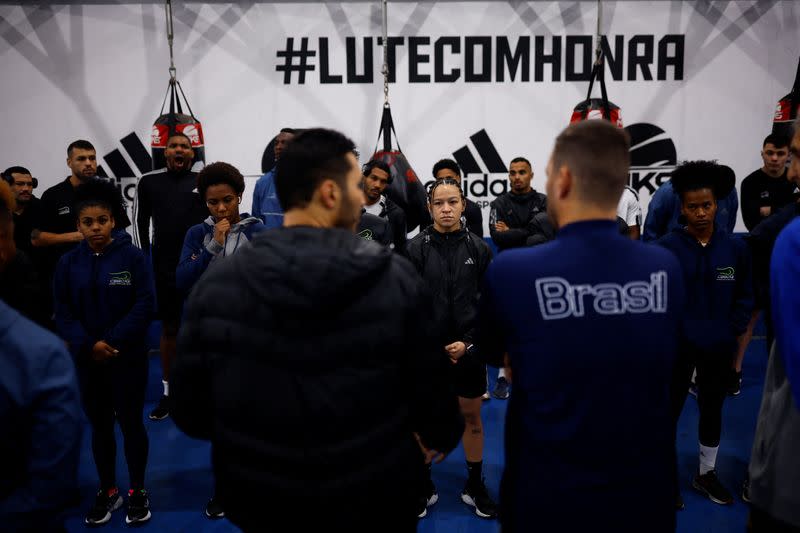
[154,265,183,325]
[451,350,487,399]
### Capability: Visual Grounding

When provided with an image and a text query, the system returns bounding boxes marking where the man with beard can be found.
[361,159,407,254]
[2,166,41,254]
[134,132,207,421]
[252,127,296,228]
[171,128,463,533]
[33,140,131,293]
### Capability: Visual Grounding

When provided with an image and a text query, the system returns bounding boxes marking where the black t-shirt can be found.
[37,177,131,275]
[12,196,41,254]
[740,168,795,232]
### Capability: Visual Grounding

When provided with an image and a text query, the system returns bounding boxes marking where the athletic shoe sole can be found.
[148,412,169,421]
[417,493,438,518]
[691,479,733,505]
[461,492,496,519]
[205,509,226,519]
[85,495,123,526]
[125,509,152,525]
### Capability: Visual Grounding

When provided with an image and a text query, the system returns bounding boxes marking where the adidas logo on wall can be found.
[424,129,509,209]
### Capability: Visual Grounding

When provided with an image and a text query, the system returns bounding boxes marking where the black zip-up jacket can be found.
[171,227,463,529]
[489,190,547,251]
[656,227,753,353]
[406,226,492,347]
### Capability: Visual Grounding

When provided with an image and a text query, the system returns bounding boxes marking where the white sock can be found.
[699,444,718,475]
[498,368,506,380]
[162,380,169,397]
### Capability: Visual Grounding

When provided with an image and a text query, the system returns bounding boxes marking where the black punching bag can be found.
[569,51,623,128]
[371,106,427,232]
[151,79,205,170]
[773,57,800,138]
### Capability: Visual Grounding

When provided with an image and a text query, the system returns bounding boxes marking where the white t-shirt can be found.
[364,196,385,218]
[617,187,641,227]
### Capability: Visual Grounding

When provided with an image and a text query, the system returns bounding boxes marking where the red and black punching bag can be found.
[569,51,623,128]
[371,105,427,231]
[773,57,800,138]
[151,78,205,170]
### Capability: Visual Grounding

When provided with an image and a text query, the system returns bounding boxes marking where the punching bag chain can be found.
[381,0,389,107]
[165,0,176,81]
[594,0,603,66]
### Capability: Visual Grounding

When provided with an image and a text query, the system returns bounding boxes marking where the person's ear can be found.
[319,179,338,209]
[238,197,242,204]
[555,164,572,200]
[110,215,116,229]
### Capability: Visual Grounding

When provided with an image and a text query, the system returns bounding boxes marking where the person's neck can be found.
[365,196,381,207]
[69,175,86,188]
[89,237,113,254]
[686,224,713,243]
[13,201,27,215]
[557,205,617,228]
[762,165,783,179]
[283,208,332,229]
[511,187,532,196]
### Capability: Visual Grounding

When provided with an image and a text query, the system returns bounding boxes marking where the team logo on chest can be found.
[716,267,735,281]
[108,271,132,286]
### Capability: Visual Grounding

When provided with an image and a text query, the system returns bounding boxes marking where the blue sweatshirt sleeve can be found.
[104,249,155,350]
[770,219,800,408]
[642,185,673,242]
[251,177,264,221]
[0,332,81,532]
[730,238,753,337]
[176,225,216,292]
[53,255,93,359]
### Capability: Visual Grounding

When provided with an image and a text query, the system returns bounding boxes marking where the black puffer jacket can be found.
[406,227,492,346]
[489,190,548,251]
[171,226,463,529]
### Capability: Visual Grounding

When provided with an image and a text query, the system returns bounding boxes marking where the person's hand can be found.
[71,231,85,242]
[445,342,467,364]
[494,221,509,232]
[759,206,772,218]
[91,340,119,361]
[213,219,231,245]
[414,433,446,464]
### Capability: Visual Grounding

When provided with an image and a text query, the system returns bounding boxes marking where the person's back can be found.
[479,121,683,531]
[0,300,82,533]
[172,128,463,532]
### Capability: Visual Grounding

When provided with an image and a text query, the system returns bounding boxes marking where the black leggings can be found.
[671,347,730,447]
[80,354,149,490]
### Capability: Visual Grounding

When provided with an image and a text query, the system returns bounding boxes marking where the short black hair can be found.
[167,132,192,146]
[432,158,461,179]
[197,162,245,199]
[74,179,119,218]
[510,157,531,168]
[275,128,357,210]
[763,134,790,149]
[3,166,32,178]
[362,159,391,178]
[279,128,296,135]
[427,177,465,203]
[67,140,95,157]
[670,160,735,201]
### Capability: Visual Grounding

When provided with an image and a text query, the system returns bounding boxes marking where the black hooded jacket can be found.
[489,190,548,251]
[406,226,492,347]
[171,226,463,527]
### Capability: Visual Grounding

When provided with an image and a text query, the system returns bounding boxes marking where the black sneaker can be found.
[417,478,438,519]
[125,489,151,525]
[461,479,498,519]
[149,396,169,420]
[492,377,510,400]
[729,370,742,396]
[741,475,751,503]
[481,391,491,401]
[85,488,123,526]
[692,470,733,505]
[205,496,225,519]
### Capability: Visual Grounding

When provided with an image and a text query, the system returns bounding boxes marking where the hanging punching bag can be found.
[371,106,428,231]
[569,51,623,128]
[151,79,205,170]
[773,57,800,138]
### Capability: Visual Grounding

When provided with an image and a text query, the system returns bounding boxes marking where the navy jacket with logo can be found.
[656,226,753,353]
[478,220,684,531]
[54,231,155,361]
